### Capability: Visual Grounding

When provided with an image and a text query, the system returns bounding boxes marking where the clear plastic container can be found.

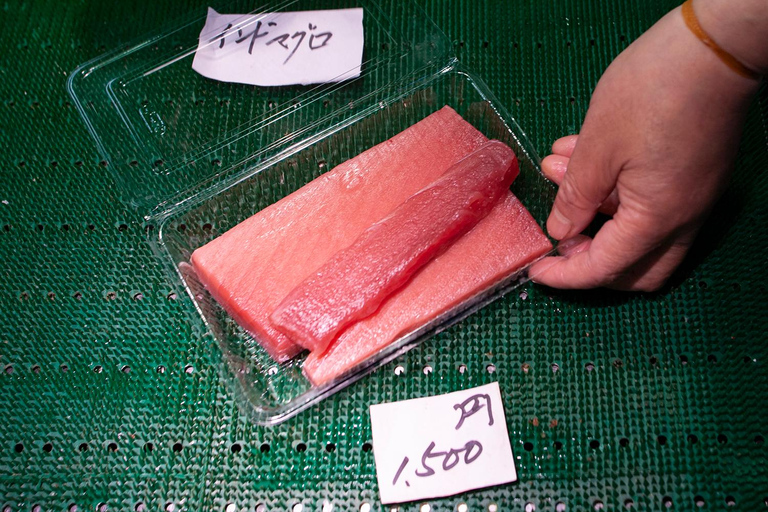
[68,0,555,424]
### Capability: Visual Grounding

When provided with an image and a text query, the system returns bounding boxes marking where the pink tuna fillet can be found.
[303,192,552,386]
[190,106,490,362]
[270,141,518,354]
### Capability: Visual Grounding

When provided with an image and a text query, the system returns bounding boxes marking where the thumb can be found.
[546,136,620,240]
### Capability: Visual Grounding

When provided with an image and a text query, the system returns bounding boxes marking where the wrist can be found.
[693,0,768,75]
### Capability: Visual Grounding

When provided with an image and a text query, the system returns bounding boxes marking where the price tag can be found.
[369,382,517,504]
[192,7,364,86]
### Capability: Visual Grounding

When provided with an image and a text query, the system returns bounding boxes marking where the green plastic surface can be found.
[1,0,767,511]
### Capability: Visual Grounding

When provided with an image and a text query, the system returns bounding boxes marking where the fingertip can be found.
[529,255,574,288]
[556,235,592,257]
[528,256,558,283]
[546,205,573,240]
[552,135,579,157]
[530,237,592,286]
[541,154,568,184]
[528,251,603,289]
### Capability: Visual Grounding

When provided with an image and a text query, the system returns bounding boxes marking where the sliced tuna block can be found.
[303,192,552,386]
[270,141,518,354]
[190,106,489,362]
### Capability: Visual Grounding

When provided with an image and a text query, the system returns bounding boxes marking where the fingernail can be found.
[547,206,572,240]
[557,237,581,254]
[542,156,567,182]
[528,258,557,282]
[557,235,590,257]
[550,158,567,174]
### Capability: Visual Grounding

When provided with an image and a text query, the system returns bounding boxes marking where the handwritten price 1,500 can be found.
[392,393,494,487]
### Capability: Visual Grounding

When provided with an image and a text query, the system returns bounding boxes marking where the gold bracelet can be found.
[681,0,760,80]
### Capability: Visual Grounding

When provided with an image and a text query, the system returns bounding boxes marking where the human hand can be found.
[529,4,761,291]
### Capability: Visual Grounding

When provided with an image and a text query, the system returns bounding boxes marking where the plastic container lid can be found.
[68,0,454,219]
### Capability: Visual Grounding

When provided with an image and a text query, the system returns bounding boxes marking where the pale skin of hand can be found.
[528,3,763,291]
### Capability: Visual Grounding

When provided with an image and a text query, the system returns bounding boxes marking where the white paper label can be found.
[370,382,517,505]
[192,7,364,86]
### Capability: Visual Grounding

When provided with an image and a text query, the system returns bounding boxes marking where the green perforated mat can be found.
[1,0,767,511]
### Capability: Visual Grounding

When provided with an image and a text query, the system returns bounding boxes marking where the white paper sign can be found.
[370,382,517,505]
[192,7,364,86]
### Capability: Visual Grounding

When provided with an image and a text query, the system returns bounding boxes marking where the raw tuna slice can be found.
[303,192,552,386]
[270,141,518,354]
[190,106,489,362]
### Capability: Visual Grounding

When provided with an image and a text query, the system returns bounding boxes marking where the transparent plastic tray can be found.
[68,0,555,424]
